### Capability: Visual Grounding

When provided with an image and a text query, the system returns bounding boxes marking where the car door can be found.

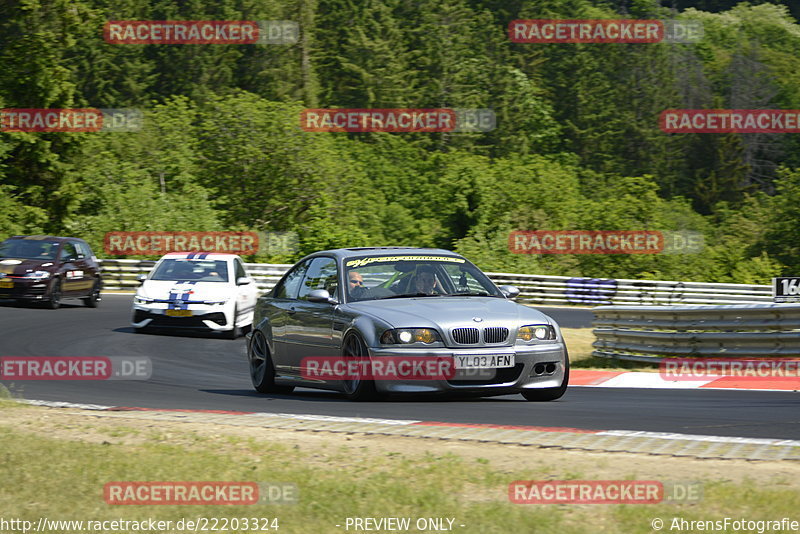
[267,259,311,376]
[285,257,340,374]
[59,242,91,295]
[73,240,99,295]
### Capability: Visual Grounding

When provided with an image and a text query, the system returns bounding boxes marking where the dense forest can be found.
[1,0,799,282]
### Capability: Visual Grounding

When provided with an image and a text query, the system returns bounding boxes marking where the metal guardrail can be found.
[485,272,772,306]
[98,259,773,306]
[592,304,800,362]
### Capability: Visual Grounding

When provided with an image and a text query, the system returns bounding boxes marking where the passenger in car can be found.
[172,263,198,280]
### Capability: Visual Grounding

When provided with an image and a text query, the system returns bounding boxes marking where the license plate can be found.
[454,354,514,369]
[0,280,13,289]
[165,309,193,317]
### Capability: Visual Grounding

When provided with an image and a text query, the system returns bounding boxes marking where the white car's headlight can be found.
[517,325,556,342]
[134,296,155,304]
[23,271,51,280]
[203,299,229,305]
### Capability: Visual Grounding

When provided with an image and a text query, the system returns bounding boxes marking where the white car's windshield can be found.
[150,259,229,282]
[344,255,502,302]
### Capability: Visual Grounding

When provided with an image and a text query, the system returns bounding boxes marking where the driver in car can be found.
[348,271,370,300]
[413,266,441,295]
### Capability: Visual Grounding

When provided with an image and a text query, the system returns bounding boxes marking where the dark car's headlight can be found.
[23,271,51,280]
[380,328,442,345]
[517,325,556,342]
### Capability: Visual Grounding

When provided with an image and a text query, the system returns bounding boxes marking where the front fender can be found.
[251,314,276,355]
[341,314,390,349]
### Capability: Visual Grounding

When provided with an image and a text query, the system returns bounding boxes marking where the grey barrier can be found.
[592,304,800,362]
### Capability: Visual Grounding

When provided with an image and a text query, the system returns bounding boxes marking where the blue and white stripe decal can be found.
[167,281,197,310]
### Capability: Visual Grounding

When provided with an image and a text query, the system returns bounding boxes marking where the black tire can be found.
[46,278,61,309]
[521,348,570,402]
[249,330,294,394]
[83,280,101,308]
[341,332,378,401]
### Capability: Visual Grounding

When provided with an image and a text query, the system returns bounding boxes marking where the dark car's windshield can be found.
[344,255,502,302]
[0,239,60,260]
[149,259,230,282]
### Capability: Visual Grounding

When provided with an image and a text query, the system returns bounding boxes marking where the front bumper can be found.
[365,343,567,395]
[0,278,52,300]
[131,303,233,331]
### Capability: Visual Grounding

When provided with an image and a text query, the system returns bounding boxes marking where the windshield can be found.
[0,239,60,260]
[149,259,229,282]
[344,255,502,302]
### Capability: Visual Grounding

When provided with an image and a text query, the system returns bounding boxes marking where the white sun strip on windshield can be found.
[345,255,465,268]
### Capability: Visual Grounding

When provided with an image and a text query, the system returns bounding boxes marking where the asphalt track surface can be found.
[1,295,798,440]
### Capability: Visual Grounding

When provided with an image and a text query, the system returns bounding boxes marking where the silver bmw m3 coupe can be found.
[247,247,568,401]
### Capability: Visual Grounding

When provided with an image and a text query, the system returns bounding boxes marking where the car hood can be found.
[0,258,57,276]
[138,280,233,301]
[347,296,555,329]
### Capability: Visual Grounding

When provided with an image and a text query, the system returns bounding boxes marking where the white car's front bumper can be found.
[131,301,234,331]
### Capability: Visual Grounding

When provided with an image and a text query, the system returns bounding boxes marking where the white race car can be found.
[131,252,258,338]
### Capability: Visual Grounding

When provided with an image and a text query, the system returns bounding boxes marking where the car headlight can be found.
[380,328,442,345]
[23,271,51,280]
[134,296,155,304]
[517,325,556,342]
[203,299,229,305]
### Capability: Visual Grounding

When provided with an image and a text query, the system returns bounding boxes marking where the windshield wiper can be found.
[447,291,492,296]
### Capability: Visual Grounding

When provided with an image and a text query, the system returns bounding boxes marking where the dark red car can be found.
[0,235,102,309]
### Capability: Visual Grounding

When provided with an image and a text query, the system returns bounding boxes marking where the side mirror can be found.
[498,285,520,299]
[307,289,337,304]
[236,277,253,286]
[137,274,147,285]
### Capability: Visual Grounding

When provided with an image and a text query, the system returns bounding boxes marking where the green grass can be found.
[1,403,798,534]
